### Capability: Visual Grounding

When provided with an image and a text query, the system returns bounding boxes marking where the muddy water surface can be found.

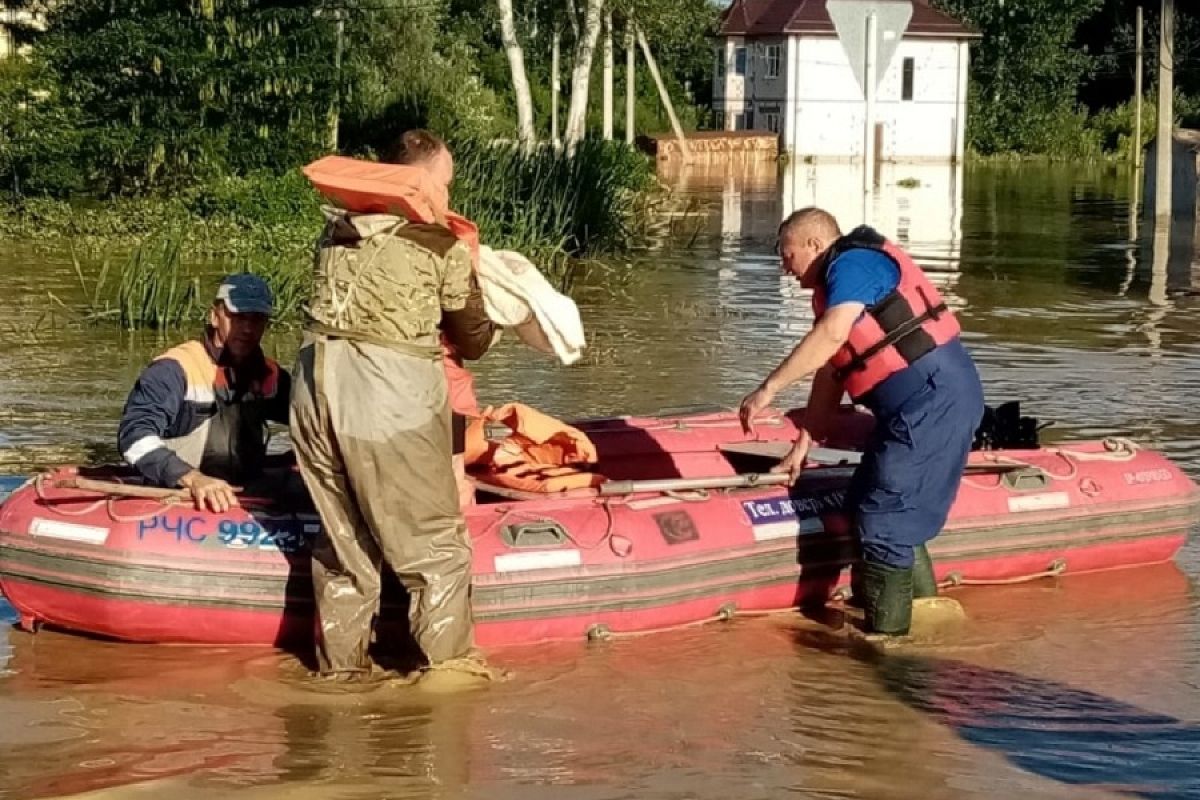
[2,162,1199,799]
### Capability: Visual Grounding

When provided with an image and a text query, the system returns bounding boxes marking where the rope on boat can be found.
[33,471,188,520]
[586,560,1071,641]
[962,437,1140,490]
[939,558,1067,587]
[33,473,107,517]
[105,496,187,523]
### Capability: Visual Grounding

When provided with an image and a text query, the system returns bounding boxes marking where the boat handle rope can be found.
[33,473,108,517]
[963,437,1140,490]
[105,496,188,523]
[34,471,190,521]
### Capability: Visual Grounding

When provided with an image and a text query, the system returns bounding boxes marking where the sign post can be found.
[826,0,913,223]
[863,11,878,222]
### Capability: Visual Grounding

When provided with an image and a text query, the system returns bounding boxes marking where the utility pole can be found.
[1130,4,1144,230]
[862,11,878,224]
[1154,0,1174,223]
[637,29,691,163]
[1133,5,1144,174]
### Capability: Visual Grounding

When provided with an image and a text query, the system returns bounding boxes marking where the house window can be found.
[765,45,781,79]
[715,47,725,79]
[715,111,725,130]
[763,112,780,133]
[733,112,746,131]
[734,46,747,76]
[901,57,915,101]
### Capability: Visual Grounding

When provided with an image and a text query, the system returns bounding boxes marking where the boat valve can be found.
[586,623,613,642]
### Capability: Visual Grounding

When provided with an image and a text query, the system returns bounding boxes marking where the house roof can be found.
[717,0,979,40]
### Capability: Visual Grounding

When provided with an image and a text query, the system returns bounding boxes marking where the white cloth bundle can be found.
[476,245,587,366]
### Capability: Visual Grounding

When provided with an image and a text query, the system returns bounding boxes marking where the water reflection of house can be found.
[658,158,783,251]
[713,0,977,164]
[779,159,966,309]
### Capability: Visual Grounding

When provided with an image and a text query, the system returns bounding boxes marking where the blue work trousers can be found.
[850,338,985,569]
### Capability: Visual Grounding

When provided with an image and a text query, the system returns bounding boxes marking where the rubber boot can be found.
[860,560,913,636]
[912,544,938,599]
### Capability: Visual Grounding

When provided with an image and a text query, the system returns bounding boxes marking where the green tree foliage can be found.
[34,0,340,193]
[934,0,1104,156]
[935,0,1200,157]
[338,3,505,155]
[0,58,84,196]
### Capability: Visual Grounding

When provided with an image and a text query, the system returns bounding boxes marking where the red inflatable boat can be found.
[0,408,1196,648]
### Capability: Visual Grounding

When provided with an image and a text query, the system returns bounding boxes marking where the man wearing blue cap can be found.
[118,274,291,512]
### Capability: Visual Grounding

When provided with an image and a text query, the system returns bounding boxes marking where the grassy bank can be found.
[1,140,658,329]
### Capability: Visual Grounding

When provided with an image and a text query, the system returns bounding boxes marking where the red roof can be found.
[718,0,978,39]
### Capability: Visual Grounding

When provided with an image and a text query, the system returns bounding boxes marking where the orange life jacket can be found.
[811,227,961,401]
[303,155,482,414]
[465,403,604,493]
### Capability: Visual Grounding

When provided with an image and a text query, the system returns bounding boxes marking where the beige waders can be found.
[290,335,474,674]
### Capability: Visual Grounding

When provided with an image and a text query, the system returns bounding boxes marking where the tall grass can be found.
[74,232,202,329]
[452,138,656,272]
[118,234,202,330]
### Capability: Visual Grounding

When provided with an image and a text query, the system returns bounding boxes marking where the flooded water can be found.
[2,161,1200,799]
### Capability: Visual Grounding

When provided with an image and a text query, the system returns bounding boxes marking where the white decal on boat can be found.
[1123,469,1173,486]
[752,517,825,541]
[28,517,110,545]
[494,549,583,573]
[741,496,833,541]
[1007,492,1071,513]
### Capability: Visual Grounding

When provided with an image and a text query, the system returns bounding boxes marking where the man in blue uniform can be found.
[118,275,290,512]
[740,207,984,636]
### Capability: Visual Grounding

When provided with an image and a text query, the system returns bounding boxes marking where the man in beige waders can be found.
[291,138,499,686]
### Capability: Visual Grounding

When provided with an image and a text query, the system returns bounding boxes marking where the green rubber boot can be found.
[861,560,914,636]
[912,544,938,599]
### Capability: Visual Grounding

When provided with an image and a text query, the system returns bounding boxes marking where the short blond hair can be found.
[386,129,447,165]
[779,207,841,240]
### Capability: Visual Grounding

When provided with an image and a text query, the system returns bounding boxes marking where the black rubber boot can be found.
[861,560,914,636]
[912,544,938,599]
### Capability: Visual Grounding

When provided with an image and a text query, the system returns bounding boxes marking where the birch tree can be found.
[562,0,605,151]
[496,0,536,150]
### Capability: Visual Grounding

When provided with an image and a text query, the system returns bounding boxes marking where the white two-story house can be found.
[713,0,977,163]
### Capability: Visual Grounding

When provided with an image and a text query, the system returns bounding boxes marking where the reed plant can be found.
[117,233,202,330]
[72,232,203,329]
[451,138,656,281]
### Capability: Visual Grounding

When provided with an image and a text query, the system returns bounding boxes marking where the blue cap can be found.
[215,274,274,316]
